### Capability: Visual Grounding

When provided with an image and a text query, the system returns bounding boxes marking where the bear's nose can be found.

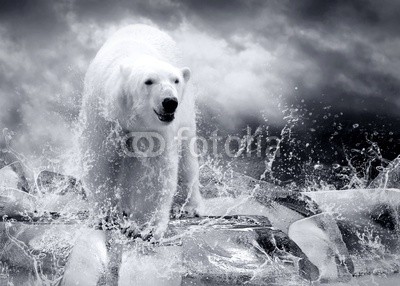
[162,97,178,113]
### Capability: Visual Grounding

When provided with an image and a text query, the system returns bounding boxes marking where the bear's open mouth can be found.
[154,109,175,123]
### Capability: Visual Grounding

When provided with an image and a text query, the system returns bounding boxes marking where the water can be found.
[1,118,400,285]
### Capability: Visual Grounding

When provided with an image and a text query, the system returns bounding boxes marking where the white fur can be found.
[79,24,203,237]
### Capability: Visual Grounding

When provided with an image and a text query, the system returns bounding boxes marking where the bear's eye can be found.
[144,79,153,85]
[174,79,179,84]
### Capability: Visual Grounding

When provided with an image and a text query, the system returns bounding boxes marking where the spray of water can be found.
[1,98,399,284]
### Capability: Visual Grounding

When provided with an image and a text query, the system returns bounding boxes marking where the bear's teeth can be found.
[154,110,175,123]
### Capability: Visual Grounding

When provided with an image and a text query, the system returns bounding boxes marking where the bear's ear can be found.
[181,67,191,83]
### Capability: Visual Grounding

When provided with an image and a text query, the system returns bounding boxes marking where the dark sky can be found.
[0,0,399,170]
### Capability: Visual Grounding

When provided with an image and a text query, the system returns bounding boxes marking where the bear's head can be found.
[111,56,191,130]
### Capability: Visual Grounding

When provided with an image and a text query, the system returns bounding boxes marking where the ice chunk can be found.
[304,188,400,276]
[0,150,33,193]
[369,156,400,189]
[0,164,88,218]
[288,213,354,283]
[61,229,108,286]
[0,188,36,219]
[203,196,304,234]
[200,165,320,229]
[0,222,79,284]
[35,170,89,214]
[36,170,87,199]
[1,215,319,285]
[200,164,287,199]
[0,185,87,222]
[119,245,182,286]
[172,216,319,284]
[0,166,20,190]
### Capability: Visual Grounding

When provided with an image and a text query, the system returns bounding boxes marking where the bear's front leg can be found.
[119,153,180,239]
[173,132,204,217]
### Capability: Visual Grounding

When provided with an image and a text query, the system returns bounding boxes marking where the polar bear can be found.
[78,24,203,238]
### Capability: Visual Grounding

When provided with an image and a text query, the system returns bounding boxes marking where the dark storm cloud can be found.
[287,34,400,108]
[288,0,400,35]
[281,0,400,116]
[68,0,266,34]
[175,0,267,35]
[0,0,67,42]
[289,0,379,23]
[70,0,184,29]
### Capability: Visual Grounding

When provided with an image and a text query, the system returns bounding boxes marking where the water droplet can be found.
[314,164,323,170]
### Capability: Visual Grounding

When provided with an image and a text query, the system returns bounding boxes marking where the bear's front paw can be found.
[170,204,201,219]
[120,222,153,241]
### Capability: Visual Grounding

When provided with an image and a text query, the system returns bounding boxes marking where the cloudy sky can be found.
[0,0,399,169]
